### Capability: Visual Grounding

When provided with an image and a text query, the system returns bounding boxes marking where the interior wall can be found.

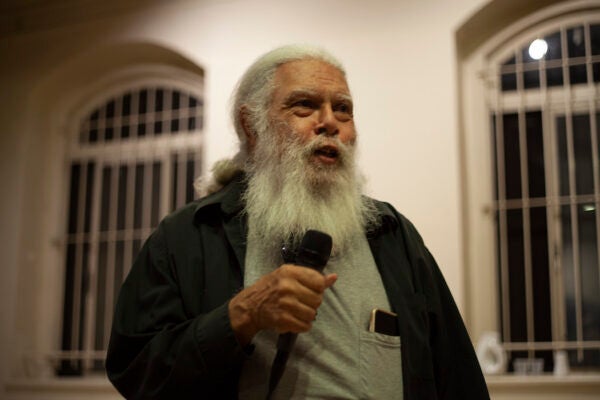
[0,0,489,396]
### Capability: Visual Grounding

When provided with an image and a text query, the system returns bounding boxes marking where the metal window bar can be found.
[177,152,187,209]
[123,161,136,282]
[82,159,103,373]
[102,163,119,349]
[70,161,89,371]
[492,70,511,344]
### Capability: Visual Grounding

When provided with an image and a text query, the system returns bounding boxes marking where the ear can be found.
[239,106,257,153]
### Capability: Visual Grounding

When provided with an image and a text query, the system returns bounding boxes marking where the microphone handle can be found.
[277,332,297,353]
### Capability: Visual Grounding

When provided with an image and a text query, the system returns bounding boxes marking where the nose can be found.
[315,104,338,136]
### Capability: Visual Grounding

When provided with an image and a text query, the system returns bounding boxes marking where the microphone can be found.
[266,230,332,399]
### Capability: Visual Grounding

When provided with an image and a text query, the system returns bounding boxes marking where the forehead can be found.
[272,59,350,97]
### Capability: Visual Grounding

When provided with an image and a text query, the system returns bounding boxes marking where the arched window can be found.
[461,3,600,379]
[489,19,600,371]
[58,79,204,375]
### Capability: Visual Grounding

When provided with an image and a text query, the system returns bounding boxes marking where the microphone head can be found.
[296,229,332,270]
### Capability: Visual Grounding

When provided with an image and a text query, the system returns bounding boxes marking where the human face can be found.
[268,59,357,166]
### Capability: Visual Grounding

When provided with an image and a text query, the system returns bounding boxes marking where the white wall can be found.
[0,0,489,397]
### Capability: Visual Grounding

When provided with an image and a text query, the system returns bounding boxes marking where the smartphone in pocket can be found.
[368,308,399,336]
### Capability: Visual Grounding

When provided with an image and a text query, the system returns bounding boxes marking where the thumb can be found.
[324,273,338,288]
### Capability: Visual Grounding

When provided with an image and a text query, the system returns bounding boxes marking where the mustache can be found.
[295,135,354,165]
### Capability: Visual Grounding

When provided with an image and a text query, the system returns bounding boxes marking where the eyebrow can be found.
[282,89,353,105]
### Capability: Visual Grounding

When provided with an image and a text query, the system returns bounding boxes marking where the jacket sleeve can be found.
[421,247,490,399]
[105,221,246,399]
[396,212,489,400]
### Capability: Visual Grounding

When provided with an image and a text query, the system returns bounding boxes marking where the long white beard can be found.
[243,124,379,270]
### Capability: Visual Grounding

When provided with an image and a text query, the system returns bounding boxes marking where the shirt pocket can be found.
[359,331,403,399]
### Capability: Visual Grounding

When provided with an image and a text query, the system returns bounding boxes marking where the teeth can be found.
[317,147,337,157]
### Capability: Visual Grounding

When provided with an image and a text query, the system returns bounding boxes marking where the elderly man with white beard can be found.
[106,45,489,400]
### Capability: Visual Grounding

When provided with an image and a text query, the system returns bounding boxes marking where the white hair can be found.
[195,44,347,196]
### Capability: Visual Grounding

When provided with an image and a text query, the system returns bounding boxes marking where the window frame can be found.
[10,64,206,382]
[460,1,600,383]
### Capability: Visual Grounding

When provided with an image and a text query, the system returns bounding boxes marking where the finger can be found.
[324,273,337,288]
[272,303,317,333]
[280,264,329,292]
[274,277,324,310]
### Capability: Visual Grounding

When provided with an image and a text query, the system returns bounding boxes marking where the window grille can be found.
[489,20,600,372]
[59,85,203,375]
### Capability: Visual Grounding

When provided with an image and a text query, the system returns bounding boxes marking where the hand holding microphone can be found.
[228,230,335,346]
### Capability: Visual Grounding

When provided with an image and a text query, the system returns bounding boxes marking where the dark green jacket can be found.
[106,174,489,399]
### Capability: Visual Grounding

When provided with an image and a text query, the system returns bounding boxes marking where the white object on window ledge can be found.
[553,350,570,376]
[476,331,507,375]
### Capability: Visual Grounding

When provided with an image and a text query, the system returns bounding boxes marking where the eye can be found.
[334,102,353,118]
[293,99,316,109]
[289,98,318,117]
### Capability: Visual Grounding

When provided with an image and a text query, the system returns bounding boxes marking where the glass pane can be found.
[578,204,600,341]
[171,153,179,211]
[491,115,499,201]
[117,165,128,230]
[105,126,114,142]
[122,93,131,117]
[106,100,115,119]
[545,31,562,60]
[594,27,600,80]
[530,207,552,342]
[573,114,593,195]
[523,70,540,89]
[154,120,163,135]
[137,122,146,138]
[100,167,111,232]
[186,154,195,203]
[83,163,95,234]
[170,119,179,133]
[544,30,563,86]
[507,209,526,342]
[567,26,586,57]
[114,241,125,305]
[591,24,600,55]
[155,88,164,112]
[67,163,81,234]
[567,26,587,85]
[94,240,108,351]
[526,111,545,198]
[187,116,196,131]
[133,164,144,230]
[556,117,570,196]
[503,113,522,199]
[172,91,180,110]
[59,243,81,375]
[138,89,148,114]
[521,45,540,89]
[151,162,161,227]
[546,67,564,87]
[561,205,576,341]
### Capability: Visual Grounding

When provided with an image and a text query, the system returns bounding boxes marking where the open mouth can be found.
[314,145,340,163]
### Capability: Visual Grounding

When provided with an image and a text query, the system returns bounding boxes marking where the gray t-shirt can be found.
[239,234,403,399]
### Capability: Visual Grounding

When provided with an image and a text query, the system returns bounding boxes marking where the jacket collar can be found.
[193,172,247,221]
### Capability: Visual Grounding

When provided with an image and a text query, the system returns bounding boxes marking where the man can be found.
[106,45,489,399]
